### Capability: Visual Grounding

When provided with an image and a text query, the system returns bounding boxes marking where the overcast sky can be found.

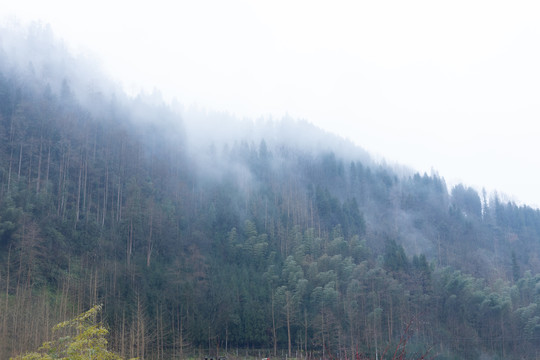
[2,0,540,207]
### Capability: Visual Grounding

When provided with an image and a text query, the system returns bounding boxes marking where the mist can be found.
[4,20,540,359]
[0,21,518,248]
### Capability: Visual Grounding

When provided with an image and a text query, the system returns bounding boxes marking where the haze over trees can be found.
[1,23,540,360]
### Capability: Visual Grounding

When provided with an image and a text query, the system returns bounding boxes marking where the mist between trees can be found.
[1,23,540,360]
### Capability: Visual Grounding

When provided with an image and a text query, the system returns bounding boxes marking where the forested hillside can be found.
[1,24,540,360]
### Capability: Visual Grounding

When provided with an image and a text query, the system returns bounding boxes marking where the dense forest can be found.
[1,24,540,360]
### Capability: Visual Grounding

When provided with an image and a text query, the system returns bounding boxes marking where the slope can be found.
[1,24,540,360]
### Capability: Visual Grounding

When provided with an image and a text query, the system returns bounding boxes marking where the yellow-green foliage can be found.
[11,305,136,360]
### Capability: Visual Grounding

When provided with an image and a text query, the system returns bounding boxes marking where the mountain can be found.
[1,24,540,360]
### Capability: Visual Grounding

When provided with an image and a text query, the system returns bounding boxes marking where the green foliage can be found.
[384,239,409,273]
[3,23,540,359]
[11,305,135,360]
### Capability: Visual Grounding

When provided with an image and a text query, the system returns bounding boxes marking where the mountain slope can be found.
[1,24,540,360]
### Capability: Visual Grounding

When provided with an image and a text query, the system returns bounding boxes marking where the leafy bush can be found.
[11,305,135,360]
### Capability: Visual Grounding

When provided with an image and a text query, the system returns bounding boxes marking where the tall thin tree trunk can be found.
[6,114,16,194]
[117,177,122,222]
[83,151,88,223]
[286,292,292,358]
[272,292,277,356]
[17,143,23,181]
[321,307,325,360]
[304,308,308,356]
[36,138,42,193]
[7,147,13,194]
[147,205,154,267]
[3,246,11,345]
[121,310,126,358]
[102,167,108,227]
[76,158,82,224]
[128,220,133,266]
[27,147,32,189]
[45,147,50,193]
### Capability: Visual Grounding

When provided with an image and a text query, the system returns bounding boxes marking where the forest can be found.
[1,24,540,360]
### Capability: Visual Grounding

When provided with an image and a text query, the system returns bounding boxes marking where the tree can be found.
[276,256,307,357]
[511,251,520,283]
[11,305,136,360]
[451,184,482,218]
[383,239,408,274]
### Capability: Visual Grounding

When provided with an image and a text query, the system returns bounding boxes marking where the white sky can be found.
[2,0,540,207]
